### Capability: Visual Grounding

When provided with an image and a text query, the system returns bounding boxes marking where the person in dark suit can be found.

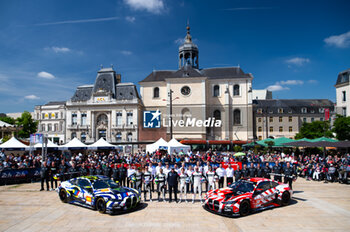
[167,168,179,203]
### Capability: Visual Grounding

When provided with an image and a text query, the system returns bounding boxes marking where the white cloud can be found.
[125,16,136,23]
[285,57,310,66]
[124,0,164,14]
[45,46,71,53]
[277,80,304,85]
[37,71,55,79]
[121,50,133,55]
[24,95,40,100]
[324,31,350,48]
[35,16,120,26]
[266,84,289,92]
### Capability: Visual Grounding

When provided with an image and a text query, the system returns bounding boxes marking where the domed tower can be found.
[178,25,199,69]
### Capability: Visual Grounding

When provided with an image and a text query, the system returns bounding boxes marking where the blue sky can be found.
[0,0,349,113]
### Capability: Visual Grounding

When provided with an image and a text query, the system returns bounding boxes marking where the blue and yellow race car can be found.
[57,175,141,214]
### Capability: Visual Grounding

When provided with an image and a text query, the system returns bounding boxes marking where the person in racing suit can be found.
[134,167,143,193]
[103,164,111,178]
[119,163,127,187]
[272,161,282,182]
[40,161,49,191]
[192,166,206,204]
[112,164,120,183]
[283,162,296,189]
[143,166,153,201]
[241,164,249,178]
[206,165,217,191]
[234,166,242,181]
[179,168,189,203]
[58,160,67,182]
[248,163,256,178]
[68,162,78,179]
[226,164,234,186]
[155,168,167,202]
[256,163,263,177]
[127,165,136,188]
[215,163,226,188]
[79,163,88,177]
[263,162,271,179]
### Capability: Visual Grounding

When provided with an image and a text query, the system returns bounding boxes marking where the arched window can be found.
[233,109,241,125]
[97,114,108,126]
[258,126,262,132]
[81,132,86,142]
[153,87,159,98]
[233,84,240,96]
[213,85,220,97]
[127,132,133,142]
[213,110,221,120]
[116,132,122,141]
[71,132,76,139]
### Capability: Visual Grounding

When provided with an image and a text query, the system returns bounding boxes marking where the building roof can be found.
[253,99,334,114]
[140,66,252,83]
[44,101,66,106]
[71,86,94,102]
[335,68,350,86]
[70,69,140,102]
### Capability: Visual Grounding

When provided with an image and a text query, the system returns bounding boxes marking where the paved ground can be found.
[0,179,349,232]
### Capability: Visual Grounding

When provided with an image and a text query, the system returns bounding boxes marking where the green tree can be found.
[16,111,38,138]
[0,116,15,125]
[332,115,350,140]
[295,121,332,139]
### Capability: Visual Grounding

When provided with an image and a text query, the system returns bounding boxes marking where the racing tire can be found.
[239,200,251,217]
[59,189,69,203]
[281,192,290,206]
[96,198,107,214]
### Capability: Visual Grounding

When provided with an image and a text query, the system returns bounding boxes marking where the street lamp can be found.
[163,90,179,139]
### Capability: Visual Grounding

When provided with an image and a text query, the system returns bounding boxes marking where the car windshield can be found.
[228,180,256,194]
[92,179,120,189]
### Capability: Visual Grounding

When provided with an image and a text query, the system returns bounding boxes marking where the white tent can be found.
[146,138,169,154]
[33,140,59,149]
[60,137,87,150]
[168,138,191,154]
[88,138,116,150]
[0,137,29,150]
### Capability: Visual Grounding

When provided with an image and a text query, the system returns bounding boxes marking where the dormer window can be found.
[257,108,263,114]
[278,108,284,113]
[301,107,307,113]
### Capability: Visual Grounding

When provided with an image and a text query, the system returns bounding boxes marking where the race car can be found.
[204,177,292,217]
[57,175,141,214]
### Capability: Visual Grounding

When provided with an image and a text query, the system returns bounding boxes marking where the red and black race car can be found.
[203,177,293,217]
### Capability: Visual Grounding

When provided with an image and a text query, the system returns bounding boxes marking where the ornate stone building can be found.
[65,68,142,144]
[139,26,254,141]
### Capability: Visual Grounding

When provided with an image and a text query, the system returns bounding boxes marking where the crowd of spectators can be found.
[1,148,349,186]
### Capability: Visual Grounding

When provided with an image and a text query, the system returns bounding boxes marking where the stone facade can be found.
[139,26,254,141]
[253,99,334,140]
